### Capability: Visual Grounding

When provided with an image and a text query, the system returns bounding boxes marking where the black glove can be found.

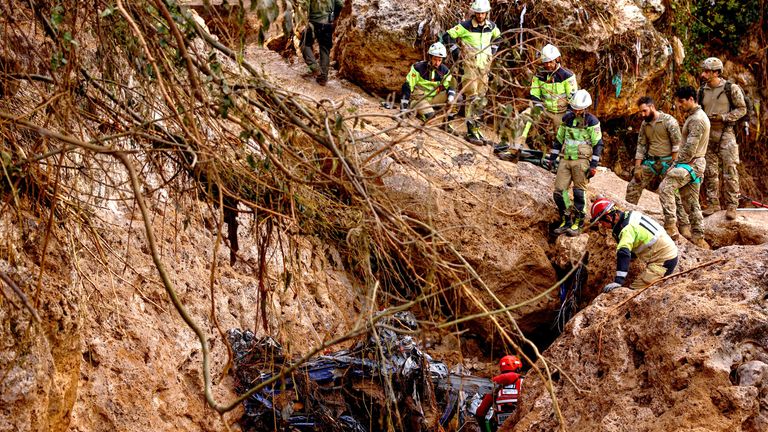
[400,99,409,112]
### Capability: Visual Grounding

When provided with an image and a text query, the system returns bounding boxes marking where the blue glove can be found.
[603,282,622,293]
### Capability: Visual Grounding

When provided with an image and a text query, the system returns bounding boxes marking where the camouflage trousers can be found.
[704,128,740,209]
[498,106,563,150]
[658,157,706,236]
[625,162,690,227]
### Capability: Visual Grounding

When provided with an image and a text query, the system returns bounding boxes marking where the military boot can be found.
[664,222,679,240]
[725,206,738,220]
[702,203,720,216]
[678,225,692,240]
[691,234,710,249]
[565,216,584,237]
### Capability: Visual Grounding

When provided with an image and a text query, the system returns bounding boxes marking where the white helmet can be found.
[570,89,592,110]
[427,42,447,58]
[541,44,561,63]
[470,0,491,13]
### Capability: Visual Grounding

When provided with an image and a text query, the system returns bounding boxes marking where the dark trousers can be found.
[300,22,334,77]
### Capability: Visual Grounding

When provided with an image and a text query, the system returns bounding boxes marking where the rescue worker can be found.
[698,57,747,220]
[475,355,523,432]
[590,198,679,292]
[300,0,344,86]
[400,42,457,122]
[495,44,578,161]
[625,96,691,239]
[443,0,501,145]
[545,89,603,236]
[658,86,710,248]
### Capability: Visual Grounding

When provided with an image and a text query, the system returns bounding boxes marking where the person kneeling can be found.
[590,198,679,292]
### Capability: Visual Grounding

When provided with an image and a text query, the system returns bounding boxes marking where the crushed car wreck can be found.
[228,312,498,431]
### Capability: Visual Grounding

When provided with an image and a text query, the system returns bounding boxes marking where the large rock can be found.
[334,0,440,94]
[509,244,768,432]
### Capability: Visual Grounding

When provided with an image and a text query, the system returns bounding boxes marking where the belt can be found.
[646,155,672,162]
[675,162,701,184]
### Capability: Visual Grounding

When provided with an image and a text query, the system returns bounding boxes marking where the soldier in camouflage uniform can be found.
[625,96,690,239]
[698,57,747,220]
[658,86,710,249]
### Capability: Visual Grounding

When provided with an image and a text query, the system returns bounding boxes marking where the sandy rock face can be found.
[334,0,671,116]
[509,244,768,432]
[334,0,442,94]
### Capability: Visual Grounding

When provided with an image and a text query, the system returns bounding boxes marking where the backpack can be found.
[697,81,756,127]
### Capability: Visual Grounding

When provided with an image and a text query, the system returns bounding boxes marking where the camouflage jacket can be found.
[678,106,710,163]
[635,111,682,159]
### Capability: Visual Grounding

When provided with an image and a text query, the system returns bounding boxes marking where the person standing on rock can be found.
[400,42,457,122]
[442,0,501,145]
[625,96,691,239]
[300,0,344,86]
[698,57,747,220]
[590,198,679,292]
[658,86,710,249]
[545,89,603,237]
[495,44,578,162]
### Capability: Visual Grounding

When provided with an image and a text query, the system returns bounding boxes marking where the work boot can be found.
[678,225,692,240]
[725,207,738,220]
[302,68,320,79]
[702,204,720,217]
[493,141,510,154]
[497,151,519,163]
[465,124,485,145]
[691,234,710,249]
[664,223,679,240]
[316,74,328,86]
[565,217,584,237]
[553,215,571,235]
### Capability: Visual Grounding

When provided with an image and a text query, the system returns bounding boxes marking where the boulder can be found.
[509,244,768,432]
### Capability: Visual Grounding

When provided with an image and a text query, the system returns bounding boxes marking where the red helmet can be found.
[499,355,522,372]
[590,198,615,223]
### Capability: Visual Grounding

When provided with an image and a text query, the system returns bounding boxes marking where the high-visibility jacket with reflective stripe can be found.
[614,211,663,255]
[445,19,501,69]
[530,67,578,114]
[554,112,603,161]
[401,61,455,100]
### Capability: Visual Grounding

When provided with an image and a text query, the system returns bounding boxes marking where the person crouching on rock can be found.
[590,198,679,293]
[545,89,603,237]
[475,355,524,432]
[400,42,457,124]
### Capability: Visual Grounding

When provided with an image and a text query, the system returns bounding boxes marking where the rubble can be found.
[228,312,494,431]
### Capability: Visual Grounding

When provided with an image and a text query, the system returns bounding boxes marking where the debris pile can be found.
[228,312,493,431]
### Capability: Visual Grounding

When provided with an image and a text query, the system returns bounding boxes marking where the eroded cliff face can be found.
[2,3,768,432]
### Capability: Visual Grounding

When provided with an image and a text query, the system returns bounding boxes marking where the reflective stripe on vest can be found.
[632,212,662,254]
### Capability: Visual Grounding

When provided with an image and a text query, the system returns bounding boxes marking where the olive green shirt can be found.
[635,111,682,159]
[700,80,747,130]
